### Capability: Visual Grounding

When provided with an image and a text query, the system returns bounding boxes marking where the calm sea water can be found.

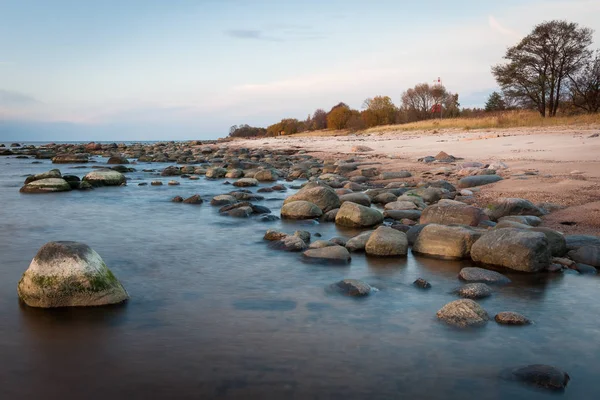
[0,155,599,399]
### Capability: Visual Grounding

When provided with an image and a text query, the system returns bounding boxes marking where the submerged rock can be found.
[413,278,432,289]
[495,312,531,325]
[17,241,129,308]
[454,283,492,299]
[436,299,489,327]
[458,267,511,284]
[303,245,351,263]
[330,279,371,296]
[509,365,570,391]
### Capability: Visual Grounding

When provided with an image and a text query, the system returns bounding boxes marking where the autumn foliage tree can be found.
[326,103,353,130]
[361,96,397,127]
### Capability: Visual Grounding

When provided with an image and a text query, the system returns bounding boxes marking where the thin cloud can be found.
[0,89,41,106]
[225,25,326,42]
[488,15,521,39]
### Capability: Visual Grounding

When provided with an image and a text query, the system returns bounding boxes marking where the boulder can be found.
[281,201,323,220]
[454,283,492,299]
[225,169,244,179]
[365,226,408,257]
[294,230,311,243]
[303,245,351,264]
[406,224,428,246]
[339,193,371,207]
[233,178,259,187]
[568,245,600,267]
[380,171,412,180]
[335,202,383,228]
[330,279,371,296]
[530,227,567,257]
[210,195,237,206]
[458,267,511,284]
[458,175,503,188]
[372,192,398,204]
[510,365,570,391]
[17,241,129,307]
[83,170,126,186]
[52,154,89,164]
[172,196,184,202]
[20,178,72,194]
[384,201,418,211]
[278,236,308,252]
[497,215,542,227]
[107,155,129,165]
[383,210,422,221]
[345,230,374,252]
[413,278,432,289]
[412,224,482,259]
[495,312,531,325]
[205,167,227,179]
[264,229,288,241]
[470,228,551,272]
[254,169,279,182]
[420,202,484,226]
[309,240,335,249]
[565,235,600,251]
[436,299,489,327]
[24,169,62,184]
[485,198,545,221]
[284,183,340,212]
[322,208,339,222]
[160,166,182,176]
[183,195,203,204]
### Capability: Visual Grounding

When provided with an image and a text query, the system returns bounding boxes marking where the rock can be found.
[459,267,511,284]
[380,171,412,180]
[205,167,227,179]
[225,169,244,179]
[20,178,72,194]
[183,194,203,204]
[281,201,323,220]
[151,181,162,186]
[565,235,600,250]
[498,215,542,226]
[251,205,271,214]
[294,230,311,243]
[233,178,259,187]
[107,155,129,164]
[383,210,422,221]
[384,201,418,211]
[24,169,62,184]
[210,194,238,206]
[309,240,335,249]
[373,192,398,204]
[254,169,279,182]
[160,166,182,176]
[454,283,492,299]
[351,145,374,152]
[420,202,484,226]
[412,224,482,259]
[471,228,551,272]
[17,241,129,308]
[283,183,340,212]
[434,151,455,162]
[264,229,288,241]
[303,245,351,263]
[335,202,383,228]
[260,215,279,222]
[365,226,408,257]
[226,206,253,218]
[168,180,180,186]
[52,154,89,164]
[83,170,126,186]
[575,263,597,274]
[495,312,531,325]
[460,189,473,196]
[413,278,431,289]
[331,279,371,296]
[345,231,374,252]
[458,175,503,188]
[322,208,339,222]
[405,187,445,203]
[485,198,545,221]
[530,227,567,257]
[510,365,570,391]
[436,299,489,327]
[568,245,600,267]
[278,236,308,252]
[406,224,428,246]
[339,192,371,207]
[172,196,184,202]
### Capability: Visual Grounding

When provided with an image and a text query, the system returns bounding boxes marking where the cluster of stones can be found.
[19,168,127,193]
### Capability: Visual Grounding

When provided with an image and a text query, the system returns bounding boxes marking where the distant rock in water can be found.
[107,155,129,165]
[83,170,126,187]
[508,364,570,391]
[19,178,72,194]
[52,154,89,164]
[17,241,129,307]
[436,299,489,327]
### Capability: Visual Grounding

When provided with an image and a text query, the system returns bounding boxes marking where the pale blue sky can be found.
[1,0,599,140]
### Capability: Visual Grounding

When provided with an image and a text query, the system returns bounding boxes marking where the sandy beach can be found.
[232,127,600,235]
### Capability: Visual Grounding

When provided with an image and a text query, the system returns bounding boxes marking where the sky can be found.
[1,0,600,141]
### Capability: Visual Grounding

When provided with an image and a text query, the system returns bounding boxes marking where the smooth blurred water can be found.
[1,155,599,399]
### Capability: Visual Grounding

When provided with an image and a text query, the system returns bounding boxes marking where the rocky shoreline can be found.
[4,138,600,391]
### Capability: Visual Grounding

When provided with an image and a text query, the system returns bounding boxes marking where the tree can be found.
[266,119,304,136]
[400,83,457,121]
[485,92,507,112]
[361,95,397,127]
[492,20,593,117]
[228,124,267,138]
[569,50,600,113]
[311,109,328,130]
[327,103,353,130]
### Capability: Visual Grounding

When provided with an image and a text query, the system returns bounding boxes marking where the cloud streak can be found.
[0,89,41,106]
[488,15,520,39]
[225,25,326,42]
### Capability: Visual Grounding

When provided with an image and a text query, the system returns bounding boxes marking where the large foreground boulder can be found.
[20,178,72,194]
[83,170,126,186]
[24,169,62,184]
[436,299,489,327]
[281,201,323,220]
[335,202,383,228]
[420,201,484,227]
[284,183,340,213]
[470,228,551,272]
[365,226,408,256]
[412,224,482,259]
[485,198,546,221]
[17,241,129,307]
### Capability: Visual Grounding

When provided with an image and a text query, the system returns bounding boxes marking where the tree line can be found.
[229,19,600,138]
